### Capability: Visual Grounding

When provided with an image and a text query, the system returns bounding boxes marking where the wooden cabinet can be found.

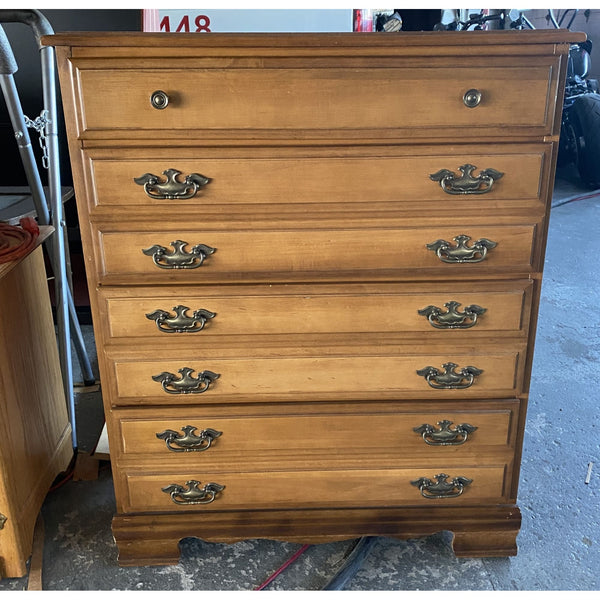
[47,30,584,566]
[0,229,73,578]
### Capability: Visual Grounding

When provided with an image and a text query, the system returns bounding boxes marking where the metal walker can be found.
[0,9,95,447]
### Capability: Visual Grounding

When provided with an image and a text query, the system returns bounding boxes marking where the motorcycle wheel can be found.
[570,93,600,188]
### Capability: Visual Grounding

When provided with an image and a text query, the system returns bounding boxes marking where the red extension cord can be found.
[254,544,311,590]
[0,217,40,264]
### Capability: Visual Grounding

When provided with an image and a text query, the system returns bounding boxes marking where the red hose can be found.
[254,544,311,590]
[0,217,39,263]
[48,469,74,493]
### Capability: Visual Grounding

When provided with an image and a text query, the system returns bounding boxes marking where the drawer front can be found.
[120,465,509,513]
[95,224,539,283]
[85,147,547,210]
[101,281,533,340]
[76,60,558,137]
[116,403,518,461]
[109,351,525,405]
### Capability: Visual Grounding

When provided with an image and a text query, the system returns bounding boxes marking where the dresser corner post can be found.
[450,505,522,558]
[112,516,182,567]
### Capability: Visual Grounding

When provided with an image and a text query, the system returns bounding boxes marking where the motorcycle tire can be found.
[570,93,600,188]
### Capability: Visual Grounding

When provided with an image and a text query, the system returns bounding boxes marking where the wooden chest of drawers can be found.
[47,30,584,566]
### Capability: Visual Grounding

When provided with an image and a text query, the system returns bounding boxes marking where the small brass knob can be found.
[150,90,169,110]
[463,88,482,108]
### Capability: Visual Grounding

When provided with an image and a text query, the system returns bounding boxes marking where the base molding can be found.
[112,504,521,566]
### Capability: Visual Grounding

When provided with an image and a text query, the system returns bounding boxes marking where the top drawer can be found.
[73,56,561,140]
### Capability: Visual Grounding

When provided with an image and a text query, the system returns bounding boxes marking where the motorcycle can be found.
[436,9,600,188]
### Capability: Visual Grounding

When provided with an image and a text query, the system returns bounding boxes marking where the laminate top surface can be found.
[0,225,53,281]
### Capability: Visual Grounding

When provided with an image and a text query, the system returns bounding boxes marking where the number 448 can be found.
[160,15,211,33]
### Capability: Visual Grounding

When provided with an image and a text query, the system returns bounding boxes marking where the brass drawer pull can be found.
[134,169,210,200]
[463,88,482,108]
[429,164,503,195]
[411,473,472,499]
[150,89,169,109]
[162,480,225,505]
[416,362,483,389]
[152,367,220,394]
[418,301,486,329]
[427,234,497,264]
[156,425,222,452]
[413,420,478,446]
[146,305,216,333]
[142,240,216,269]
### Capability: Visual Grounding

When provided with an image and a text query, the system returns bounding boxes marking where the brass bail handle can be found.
[463,88,482,108]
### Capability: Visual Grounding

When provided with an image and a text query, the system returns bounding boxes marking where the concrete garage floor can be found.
[1,170,599,591]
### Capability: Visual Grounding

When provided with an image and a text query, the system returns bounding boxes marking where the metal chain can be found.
[24,109,51,169]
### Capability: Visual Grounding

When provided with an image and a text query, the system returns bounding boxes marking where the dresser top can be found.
[44,29,586,50]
